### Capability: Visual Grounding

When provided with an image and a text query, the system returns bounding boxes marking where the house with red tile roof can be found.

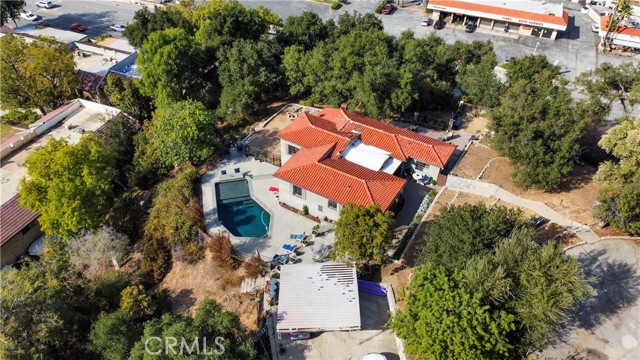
[274,109,455,220]
[428,0,568,40]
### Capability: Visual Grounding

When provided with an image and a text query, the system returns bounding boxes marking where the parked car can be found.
[361,354,387,360]
[464,20,475,33]
[20,11,39,21]
[433,19,446,30]
[504,55,515,63]
[289,332,311,340]
[70,23,86,32]
[36,0,54,8]
[581,6,590,14]
[592,23,601,32]
[109,24,126,32]
[421,17,432,27]
[530,216,547,228]
[381,4,394,14]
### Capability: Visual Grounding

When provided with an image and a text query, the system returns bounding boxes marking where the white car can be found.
[361,354,387,360]
[36,0,54,8]
[592,23,601,33]
[110,24,126,32]
[20,11,39,21]
[581,6,590,14]
[421,18,432,27]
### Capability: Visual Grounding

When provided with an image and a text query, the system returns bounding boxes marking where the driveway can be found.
[540,239,640,359]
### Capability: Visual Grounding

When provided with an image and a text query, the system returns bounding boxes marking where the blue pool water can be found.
[215,180,270,238]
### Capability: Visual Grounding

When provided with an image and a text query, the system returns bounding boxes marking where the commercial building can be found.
[0,100,120,266]
[427,0,569,40]
[274,108,455,221]
[596,7,640,50]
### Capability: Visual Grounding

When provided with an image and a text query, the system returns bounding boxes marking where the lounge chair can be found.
[281,243,299,253]
[289,232,306,241]
[220,170,227,175]
[234,167,240,173]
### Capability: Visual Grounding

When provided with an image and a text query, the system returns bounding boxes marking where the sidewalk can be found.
[446,176,601,244]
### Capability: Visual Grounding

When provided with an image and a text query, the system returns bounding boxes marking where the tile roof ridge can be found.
[320,159,375,204]
[306,112,354,140]
[397,132,445,166]
[338,108,352,131]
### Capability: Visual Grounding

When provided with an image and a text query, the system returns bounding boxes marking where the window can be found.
[293,185,303,197]
[20,221,35,235]
[328,200,337,210]
[288,145,299,155]
[415,161,426,172]
[318,205,323,212]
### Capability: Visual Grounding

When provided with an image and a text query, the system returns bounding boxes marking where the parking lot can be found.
[278,291,399,360]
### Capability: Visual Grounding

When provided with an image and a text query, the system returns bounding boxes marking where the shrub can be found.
[120,285,156,320]
[183,242,203,264]
[302,205,309,215]
[375,0,387,14]
[67,227,129,280]
[242,254,264,278]
[220,273,241,291]
[95,33,112,42]
[331,1,340,10]
[208,231,238,270]
[141,237,170,283]
[1,110,39,125]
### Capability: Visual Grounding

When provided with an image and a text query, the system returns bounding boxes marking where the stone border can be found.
[383,282,407,360]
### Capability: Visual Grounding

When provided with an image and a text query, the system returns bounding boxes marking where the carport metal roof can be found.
[276,263,361,332]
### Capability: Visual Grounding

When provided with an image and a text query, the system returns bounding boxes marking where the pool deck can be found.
[201,153,334,262]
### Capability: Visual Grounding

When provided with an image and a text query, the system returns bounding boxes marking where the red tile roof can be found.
[274,145,407,211]
[0,26,14,34]
[428,0,569,28]
[75,70,103,94]
[0,195,39,246]
[600,16,640,37]
[277,112,356,156]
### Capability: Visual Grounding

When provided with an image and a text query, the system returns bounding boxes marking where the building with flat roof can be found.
[16,25,88,46]
[428,0,569,39]
[596,6,640,50]
[0,100,120,266]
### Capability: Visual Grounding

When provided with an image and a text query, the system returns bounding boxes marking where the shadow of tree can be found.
[169,288,196,314]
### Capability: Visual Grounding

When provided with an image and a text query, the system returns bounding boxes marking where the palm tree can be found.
[603,0,634,52]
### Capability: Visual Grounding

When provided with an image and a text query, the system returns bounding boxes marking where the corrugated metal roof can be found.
[276,263,361,332]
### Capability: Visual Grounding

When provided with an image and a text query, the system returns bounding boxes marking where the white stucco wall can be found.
[280,140,301,165]
[407,158,441,180]
[277,179,342,221]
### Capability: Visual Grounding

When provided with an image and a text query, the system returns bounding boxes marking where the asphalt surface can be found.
[13,0,144,38]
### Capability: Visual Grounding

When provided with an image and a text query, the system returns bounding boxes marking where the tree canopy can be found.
[0,35,77,114]
[123,7,194,48]
[67,227,129,280]
[332,204,395,267]
[104,74,155,121]
[390,266,516,360]
[458,51,503,107]
[506,55,560,84]
[19,137,116,240]
[278,11,328,50]
[574,62,640,113]
[0,0,25,26]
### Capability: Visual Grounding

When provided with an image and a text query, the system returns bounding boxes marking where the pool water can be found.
[215,180,270,238]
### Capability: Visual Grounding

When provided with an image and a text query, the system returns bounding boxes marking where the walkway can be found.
[446,176,601,244]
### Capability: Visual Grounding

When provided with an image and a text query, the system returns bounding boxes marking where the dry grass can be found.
[452,142,499,179]
[461,115,490,134]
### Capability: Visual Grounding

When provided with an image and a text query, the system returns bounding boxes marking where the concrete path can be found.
[540,238,640,359]
[446,175,601,244]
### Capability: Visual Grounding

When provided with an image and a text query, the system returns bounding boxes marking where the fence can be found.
[244,145,281,167]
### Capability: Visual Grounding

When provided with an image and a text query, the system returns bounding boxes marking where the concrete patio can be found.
[201,153,333,262]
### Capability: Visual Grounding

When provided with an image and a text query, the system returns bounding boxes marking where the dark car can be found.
[465,20,475,33]
[433,19,446,30]
[382,4,394,14]
[70,23,86,32]
[290,332,311,340]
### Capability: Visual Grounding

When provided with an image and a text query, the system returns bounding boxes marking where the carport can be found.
[276,263,361,333]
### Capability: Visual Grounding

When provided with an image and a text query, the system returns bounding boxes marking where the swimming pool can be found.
[215,179,270,238]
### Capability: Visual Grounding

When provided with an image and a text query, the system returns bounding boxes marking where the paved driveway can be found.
[540,239,640,359]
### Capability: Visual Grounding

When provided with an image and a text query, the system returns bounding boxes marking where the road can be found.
[13,0,145,38]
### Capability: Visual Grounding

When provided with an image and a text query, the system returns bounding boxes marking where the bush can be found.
[208,231,238,270]
[220,273,241,291]
[242,254,264,278]
[141,237,170,283]
[331,1,341,10]
[183,242,203,264]
[302,205,309,215]
[95,33,112,42]
[1,110,39,125]
[120,285,156,320]
[375,0,387,14]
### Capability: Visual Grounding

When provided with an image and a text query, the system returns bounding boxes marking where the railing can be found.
[244,145,281,167]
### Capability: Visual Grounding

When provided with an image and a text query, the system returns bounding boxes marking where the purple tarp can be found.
[358,280,387,296]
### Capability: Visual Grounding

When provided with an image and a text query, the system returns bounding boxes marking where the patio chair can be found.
[234,167,240,174]
[281,243,300,254]
[220,170,227,175]
[289,231,306,241]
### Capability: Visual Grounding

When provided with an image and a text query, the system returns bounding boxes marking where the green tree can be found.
[144,165,201,248]
[420,204,528,271]
[331,11,383,39]
[506,55,560,84]
[19,137,116,240]
[120,285,157,320]
[97,113,140,188]
[123,7,194,48]
[332,204,395,267]
[458,52,503,107]
[217,39,283,122]
[137,28,204,102]
[595,182,640,234]
[595,116,640,184]
[278,11,328,50]
[141,237,171,283]
[575,62,640,113]
[282,45,308,97]
[104,74,155,121]
[136,100,218,170]
[89,309,142,360]
[0,35,77,114]
[0,247,96,359]
[490,74,589,190]
[255,5,282,26]
[390,266,516,360]
[0,0,25,26]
